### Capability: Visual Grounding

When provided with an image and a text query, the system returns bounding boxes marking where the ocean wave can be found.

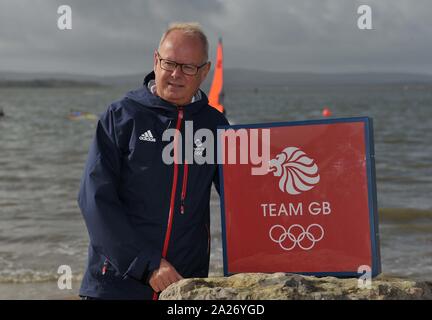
[0,269,83,284]
[379,208,432,223]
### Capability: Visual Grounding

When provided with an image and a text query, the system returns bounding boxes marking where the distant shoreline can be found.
[0,79,105,88]
[2,70,432,88]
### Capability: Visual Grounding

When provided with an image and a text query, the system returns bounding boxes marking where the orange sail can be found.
[208,38,225,114]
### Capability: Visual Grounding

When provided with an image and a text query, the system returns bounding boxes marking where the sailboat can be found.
[208,38,225,115]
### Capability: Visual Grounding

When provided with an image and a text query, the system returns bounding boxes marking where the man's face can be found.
[154,30,210,106]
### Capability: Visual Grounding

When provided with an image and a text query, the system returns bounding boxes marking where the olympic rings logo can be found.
[269,224,324,251]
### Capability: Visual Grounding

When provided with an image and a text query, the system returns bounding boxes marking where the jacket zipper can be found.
[102,258,109,275]
[180,163,188,214]
[152,106,184,300]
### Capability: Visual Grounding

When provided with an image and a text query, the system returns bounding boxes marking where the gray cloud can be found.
[0,0,431,75]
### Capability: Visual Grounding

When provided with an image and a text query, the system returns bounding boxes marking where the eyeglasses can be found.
[156,52,208,76]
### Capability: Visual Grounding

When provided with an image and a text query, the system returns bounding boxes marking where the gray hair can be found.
[158,22,209,62]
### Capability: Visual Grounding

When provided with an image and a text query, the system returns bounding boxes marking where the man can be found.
[78,22,228,299]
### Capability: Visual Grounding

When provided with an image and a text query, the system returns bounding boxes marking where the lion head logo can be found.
[268,147,320,195]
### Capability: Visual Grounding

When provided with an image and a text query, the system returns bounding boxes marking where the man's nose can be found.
[171,65,183,77]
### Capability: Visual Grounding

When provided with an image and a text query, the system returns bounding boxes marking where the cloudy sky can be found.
[0,0,431,76]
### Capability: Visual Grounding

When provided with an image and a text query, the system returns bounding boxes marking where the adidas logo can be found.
[139,130,156,142]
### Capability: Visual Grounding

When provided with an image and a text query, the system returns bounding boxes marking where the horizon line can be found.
[1,69,432,79]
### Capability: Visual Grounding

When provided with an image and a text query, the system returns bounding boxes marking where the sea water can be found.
[0,83,431,298]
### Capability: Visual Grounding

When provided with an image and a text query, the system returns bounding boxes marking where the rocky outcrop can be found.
[159,272,432,300]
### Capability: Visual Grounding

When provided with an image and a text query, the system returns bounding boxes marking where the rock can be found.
[159,273,432,300]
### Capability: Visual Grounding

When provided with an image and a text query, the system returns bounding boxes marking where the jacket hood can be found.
[125,71,209,117]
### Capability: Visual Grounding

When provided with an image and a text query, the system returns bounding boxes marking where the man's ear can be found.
[153,50,158,72]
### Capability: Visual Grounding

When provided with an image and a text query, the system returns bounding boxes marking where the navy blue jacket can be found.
[78,72,228,299]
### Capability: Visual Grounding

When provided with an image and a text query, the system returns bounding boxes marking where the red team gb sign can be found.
[218,117,381,278]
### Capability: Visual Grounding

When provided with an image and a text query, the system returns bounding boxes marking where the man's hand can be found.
[149,258,183,292]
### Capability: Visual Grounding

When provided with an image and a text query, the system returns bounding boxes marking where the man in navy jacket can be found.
[78,22,228,299]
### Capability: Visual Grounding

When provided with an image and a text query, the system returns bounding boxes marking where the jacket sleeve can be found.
[78,106,161,283]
